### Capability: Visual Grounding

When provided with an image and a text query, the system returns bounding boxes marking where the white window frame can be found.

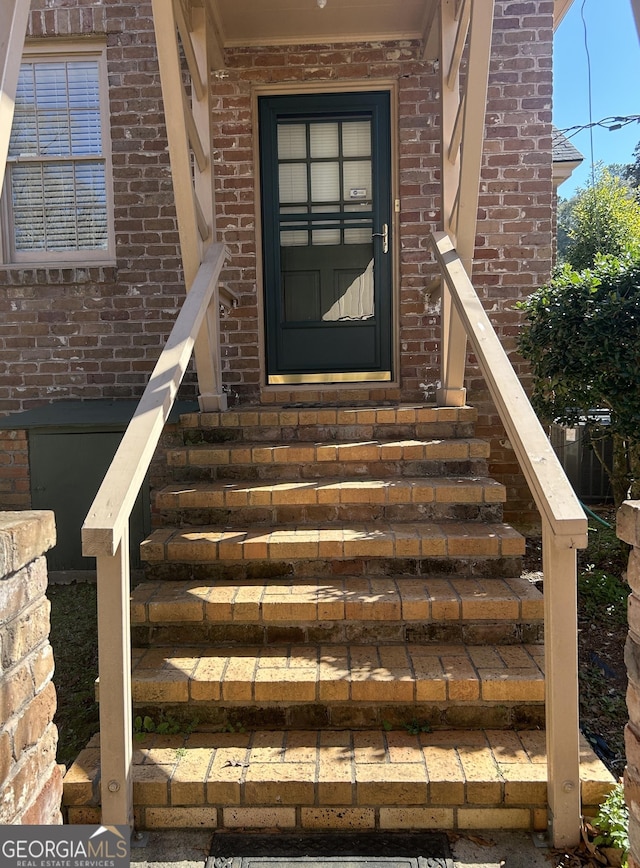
[1,40,115,266]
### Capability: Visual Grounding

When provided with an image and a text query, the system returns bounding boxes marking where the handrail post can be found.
[437,0,494,408]
[96,527,133,827]
[199,290,227,411]
[438,0,467,408]
[437,289,468,407]
[543,521,581,847]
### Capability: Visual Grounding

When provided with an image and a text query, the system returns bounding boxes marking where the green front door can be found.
[259,91,392,384]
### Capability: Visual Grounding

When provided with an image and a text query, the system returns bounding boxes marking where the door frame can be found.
[251,80,400,391]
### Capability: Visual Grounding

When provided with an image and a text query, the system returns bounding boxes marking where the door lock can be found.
[372,223,389,254]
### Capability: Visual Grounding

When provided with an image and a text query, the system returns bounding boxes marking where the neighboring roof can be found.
[552,127,584,164]
[552,127,584,187]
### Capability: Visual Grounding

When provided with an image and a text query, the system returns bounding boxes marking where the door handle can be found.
[372,223,388,254]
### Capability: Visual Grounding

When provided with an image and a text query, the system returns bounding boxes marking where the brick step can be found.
[131,576,542,628]
[133,618,544,650]
[179,404,478,446]
[144,554,524,584]
[167,438,490,474]
[155,477,506,526]
[63,729,614,831]
[141,521,524,565]
[178,458,491,484]
[131,576,543,647]
[125,642,545,719]
[157,477,506,509]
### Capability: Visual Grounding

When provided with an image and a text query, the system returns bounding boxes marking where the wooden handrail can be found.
[431,231,587,543]
[431,229,587,847]
[82,241,229,558]
[83,240,228,827]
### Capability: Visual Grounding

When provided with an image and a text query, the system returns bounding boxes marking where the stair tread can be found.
[179,403,478,428]
[141,520,525,562]
[156,476,506,508]
[169,438,490,464]
[63,729,614,817]
[128,642,545,704]
[131,576,543,625]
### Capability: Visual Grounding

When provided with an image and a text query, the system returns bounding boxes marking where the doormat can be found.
[207,831,452,868]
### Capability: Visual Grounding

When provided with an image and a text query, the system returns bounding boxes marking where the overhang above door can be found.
[204,0,439,52]
[193,0,572,63]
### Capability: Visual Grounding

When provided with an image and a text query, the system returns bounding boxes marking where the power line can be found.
[579,0,596,188]
[557,115,640,141]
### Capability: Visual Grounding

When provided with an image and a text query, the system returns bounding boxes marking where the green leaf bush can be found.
[517,253,640,505]
[593,782,629,867]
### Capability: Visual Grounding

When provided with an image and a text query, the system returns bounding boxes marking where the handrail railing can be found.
[431,230,588,848]
[83,242,230,556]
[82,241,230,825]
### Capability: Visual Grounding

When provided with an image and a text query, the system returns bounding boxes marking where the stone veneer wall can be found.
[0,511,62,824]
[619,501,640,868]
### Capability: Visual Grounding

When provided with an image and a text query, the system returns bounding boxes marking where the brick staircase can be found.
[63,404,614,830]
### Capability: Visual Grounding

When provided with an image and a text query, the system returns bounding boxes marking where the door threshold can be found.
[268,371,392,385]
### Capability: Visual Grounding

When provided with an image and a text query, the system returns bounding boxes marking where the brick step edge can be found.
[63,729,614,831]
[155,477,507,510]
[179,405,479,431]
[124,642,546,706]
[140,521,525,563]
[131,576,543,626]
[166,438,491,469]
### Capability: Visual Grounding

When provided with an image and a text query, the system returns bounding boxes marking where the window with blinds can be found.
[3,46,114,263]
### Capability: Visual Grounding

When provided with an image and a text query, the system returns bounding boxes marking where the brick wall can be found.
[0,511,61,825]
[0,1,198,416]
[618,503,640,868]
[0,0,555,526]
[0,430,30,509]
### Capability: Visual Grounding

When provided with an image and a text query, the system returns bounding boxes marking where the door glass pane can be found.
[279,163,307,203]
[280,229,308,247]
[344,227,372,244]
[342,120,371,157]
[278,123,306,159]
[312,228,341,245]
[276,113,378,323]
[310,162,340,203]
[310,122,339,158]
[343,161,371,202]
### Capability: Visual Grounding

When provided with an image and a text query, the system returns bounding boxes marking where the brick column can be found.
[0,511,62,825]
[619,502,640,868]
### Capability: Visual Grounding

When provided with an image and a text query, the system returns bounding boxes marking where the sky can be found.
[553,0,640,198]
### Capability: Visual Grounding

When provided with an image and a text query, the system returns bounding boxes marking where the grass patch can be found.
[579,519,630,577]
[48,581,99,768]
[578,568,628,626]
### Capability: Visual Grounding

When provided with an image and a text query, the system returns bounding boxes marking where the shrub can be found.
[518,254,640,506]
